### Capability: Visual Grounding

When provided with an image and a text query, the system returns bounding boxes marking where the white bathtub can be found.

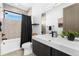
[1,38,21,55]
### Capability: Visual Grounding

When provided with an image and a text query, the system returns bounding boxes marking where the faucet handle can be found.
[2,33,5,37]
[2,38,7,40]
[2,33,7,40]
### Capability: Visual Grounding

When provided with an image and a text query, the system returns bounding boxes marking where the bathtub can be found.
[1,38,21,55]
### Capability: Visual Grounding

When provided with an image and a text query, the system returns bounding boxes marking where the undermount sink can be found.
[34,34,60,42]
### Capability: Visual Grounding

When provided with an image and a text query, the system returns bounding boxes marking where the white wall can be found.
[32,4,43,34]
[0,3,3,55]
[46,3,74,34]
[32,14,41,34]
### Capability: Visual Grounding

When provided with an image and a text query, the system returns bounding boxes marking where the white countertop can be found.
[32,34,79,56]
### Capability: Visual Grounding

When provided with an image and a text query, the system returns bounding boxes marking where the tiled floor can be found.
[2,49,35,56]
[2,49,24,56]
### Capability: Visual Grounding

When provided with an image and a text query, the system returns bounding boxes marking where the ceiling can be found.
[7,3,62,11]
[6,3,33,11]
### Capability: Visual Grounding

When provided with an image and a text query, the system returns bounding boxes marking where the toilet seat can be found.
[22,42,32,48]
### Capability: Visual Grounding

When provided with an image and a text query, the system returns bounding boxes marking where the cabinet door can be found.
[52,48,70,56]
[51,47,55,56]
[32,40,51,56]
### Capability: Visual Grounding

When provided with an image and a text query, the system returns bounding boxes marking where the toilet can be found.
[22,42,32,55]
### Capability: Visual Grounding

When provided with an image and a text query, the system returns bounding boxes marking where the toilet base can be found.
[24,49,32,55]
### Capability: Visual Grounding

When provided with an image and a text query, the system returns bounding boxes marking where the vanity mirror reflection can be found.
[41,13,46,34]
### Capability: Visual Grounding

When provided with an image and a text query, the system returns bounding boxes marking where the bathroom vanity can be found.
[32,34,79,56]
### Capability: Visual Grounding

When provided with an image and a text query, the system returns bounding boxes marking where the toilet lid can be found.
[22,42,32,48]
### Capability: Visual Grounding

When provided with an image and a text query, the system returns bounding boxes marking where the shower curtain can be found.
[20,15,32,47]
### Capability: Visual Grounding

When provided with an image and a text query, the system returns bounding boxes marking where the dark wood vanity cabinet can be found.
[32,40,70,56]
[32,40,51,56]
[51,48,70,56]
